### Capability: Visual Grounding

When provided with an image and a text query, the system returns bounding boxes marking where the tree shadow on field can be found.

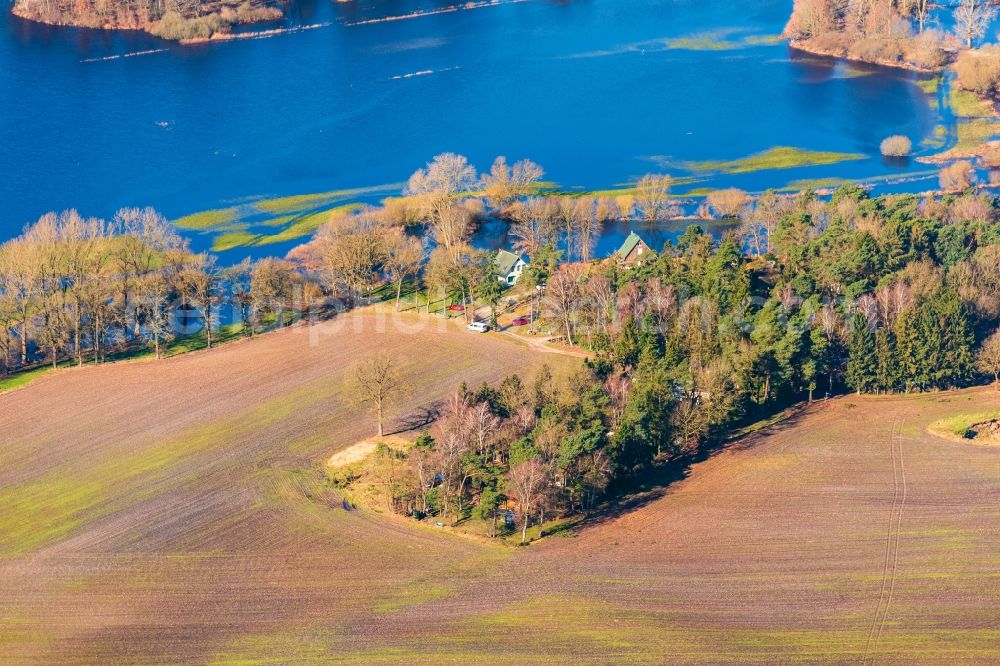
[717,402,817,455]
[573,452,693,534]
[387,404,442,436]
[572,402,822,537]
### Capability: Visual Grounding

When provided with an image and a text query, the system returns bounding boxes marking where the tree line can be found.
[0,208,313,374]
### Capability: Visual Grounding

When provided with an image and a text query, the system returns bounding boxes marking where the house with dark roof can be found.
[495,249,528,286]
[616,231,655,266]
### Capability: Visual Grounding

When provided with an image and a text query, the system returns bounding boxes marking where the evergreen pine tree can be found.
[846,314,877,393]
[875,328,899,394]
[932,290,975,388]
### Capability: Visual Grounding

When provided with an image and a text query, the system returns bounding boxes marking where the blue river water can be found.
[0,0,946,255]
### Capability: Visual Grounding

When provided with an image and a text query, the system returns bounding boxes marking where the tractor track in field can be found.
[863,417,908,666]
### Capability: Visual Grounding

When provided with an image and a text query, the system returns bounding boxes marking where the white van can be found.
[467,321,489,333]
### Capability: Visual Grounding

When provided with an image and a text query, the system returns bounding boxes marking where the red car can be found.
[511,316,531,326]
[447,304,465,312]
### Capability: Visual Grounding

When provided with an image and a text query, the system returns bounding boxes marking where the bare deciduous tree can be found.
[353,353,406,437]
[546,265,583,346]
[383,234,425,310]
[900,0,931,33]
[954,0,996,48]
[977,328,1000,388]
[706,188,749,219]
[432,205,473,254]
[252,258,300,329]
[506,458,550,544]
[509,197,558,257]
[406,152,478,220]
[940,161,976,193]
[635,174,672,221]
[480,156,544,208]
[572,197,602,262]
[317,209,387,301]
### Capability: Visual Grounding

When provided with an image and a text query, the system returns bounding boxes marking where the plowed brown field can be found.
[1,316,998,664]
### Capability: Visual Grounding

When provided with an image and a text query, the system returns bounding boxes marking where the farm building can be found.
[616,231,656,266]
[496,249,529,286]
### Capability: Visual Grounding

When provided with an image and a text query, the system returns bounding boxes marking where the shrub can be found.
[236,2,282,23]
[806,31,850,56]
[706,188,749,218]
[904,31,948,70]
[955,47,1000,96]
[980,143,1000,168]
[940,161,977,192]
[880,135,913,157]
[847,37,903,65]
[150,11,231,40]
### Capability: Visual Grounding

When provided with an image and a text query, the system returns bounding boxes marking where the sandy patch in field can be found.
[327,435,410,468]
[327,440,379,468]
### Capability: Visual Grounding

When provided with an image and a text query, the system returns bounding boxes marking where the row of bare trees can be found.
[0,208,310,373]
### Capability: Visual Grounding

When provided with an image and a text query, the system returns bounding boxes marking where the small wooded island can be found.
[11,0,283,40]
[785,0,992,71]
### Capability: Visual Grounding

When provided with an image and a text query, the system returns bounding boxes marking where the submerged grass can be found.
[659,146,866,175]
[938,85,999,152]
[920,124,949,150]
[665,31,742,51]
[950,87,993,119]
[171,186,392,252]
[254,184,400,215]
[743,34,783,46]
[212,231,262,252]
[916,76,941,95]
[172,208,238,230]
[663,29,781,51]
[253,203,363,247]
[778,177,854,192]
[954,118,997,152]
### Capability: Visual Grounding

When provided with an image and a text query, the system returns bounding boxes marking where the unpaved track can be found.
[1,325,998,664]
